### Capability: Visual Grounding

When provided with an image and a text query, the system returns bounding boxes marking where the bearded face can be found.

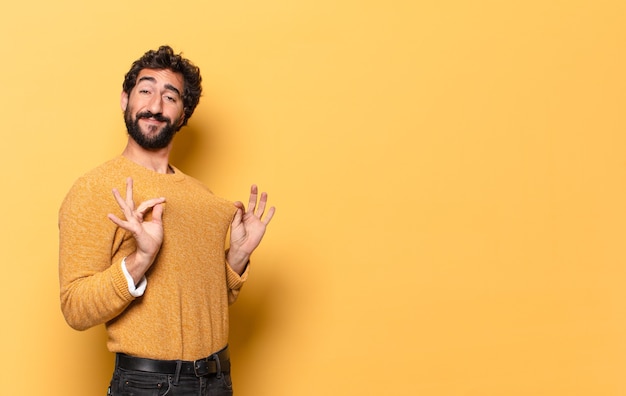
[122,68,186,150]
[124,108,182,150]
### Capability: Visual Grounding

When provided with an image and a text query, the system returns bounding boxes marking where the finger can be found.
[262,206,276,225]
[111,188,135,219]
[135,197,166,217]
[231,206,243,226]
[247,184,258,213]
[107,213,130,230]
[125,177,135,208]
[151,202,164,223]
[255,192,268,217]
[111,188,125,208]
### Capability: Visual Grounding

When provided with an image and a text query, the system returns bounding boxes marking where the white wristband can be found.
[121,257,147,297]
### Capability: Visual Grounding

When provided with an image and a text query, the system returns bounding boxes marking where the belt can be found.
[116,347,230,377]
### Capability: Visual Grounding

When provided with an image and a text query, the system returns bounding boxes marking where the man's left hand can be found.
[227,184,275,274]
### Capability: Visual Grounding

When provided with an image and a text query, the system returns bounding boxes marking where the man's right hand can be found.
[107,177,165,284]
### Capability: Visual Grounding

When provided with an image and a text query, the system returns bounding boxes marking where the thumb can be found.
[152,203,164,223]
[232,205,243,226]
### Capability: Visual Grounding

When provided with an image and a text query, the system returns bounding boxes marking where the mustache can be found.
[136,111,170,123]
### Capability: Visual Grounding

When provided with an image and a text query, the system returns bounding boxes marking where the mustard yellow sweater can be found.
[59,155,246,360]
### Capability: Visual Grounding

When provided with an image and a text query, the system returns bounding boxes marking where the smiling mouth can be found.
[140,117,164,125]
[137,111,169,123]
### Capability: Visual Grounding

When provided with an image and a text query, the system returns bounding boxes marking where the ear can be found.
[120,91,129,111]
[177,113,186,128]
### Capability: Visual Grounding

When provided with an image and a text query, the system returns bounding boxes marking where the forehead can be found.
[136,68,184,92]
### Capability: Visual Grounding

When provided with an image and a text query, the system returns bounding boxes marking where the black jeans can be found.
[107,353,233,396]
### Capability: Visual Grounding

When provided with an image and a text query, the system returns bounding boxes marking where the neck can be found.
[122,138,173,174]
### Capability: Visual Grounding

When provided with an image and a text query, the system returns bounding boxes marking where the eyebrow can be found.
[137,76,182,97]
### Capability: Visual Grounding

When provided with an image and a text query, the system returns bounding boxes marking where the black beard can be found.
[124,109,180,149]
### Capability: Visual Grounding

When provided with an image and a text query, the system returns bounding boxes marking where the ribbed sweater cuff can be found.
[111,259,134,301]
[225,261,248,290]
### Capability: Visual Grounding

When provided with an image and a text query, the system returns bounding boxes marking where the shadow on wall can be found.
[226,247,321,391]
[68,324,115,392]
[228,264,288,375]
[170,125,202,174]
[229,269,286,345]
[169,122,215,178]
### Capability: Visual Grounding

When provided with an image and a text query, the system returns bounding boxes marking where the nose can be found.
[147,95,163,115]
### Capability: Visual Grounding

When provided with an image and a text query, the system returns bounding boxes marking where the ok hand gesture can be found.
[228,185,275,274]
[107,177,166,282]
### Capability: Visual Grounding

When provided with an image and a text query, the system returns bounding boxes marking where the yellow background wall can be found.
[1,1,625,395]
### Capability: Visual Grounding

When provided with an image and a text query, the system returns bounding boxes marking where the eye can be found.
[139,89,151,94]
[164,95,177,103]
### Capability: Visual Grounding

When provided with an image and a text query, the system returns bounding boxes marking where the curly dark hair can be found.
[122,45,202,127]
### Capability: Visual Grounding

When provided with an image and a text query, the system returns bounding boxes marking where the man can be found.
[59,45,275,396]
